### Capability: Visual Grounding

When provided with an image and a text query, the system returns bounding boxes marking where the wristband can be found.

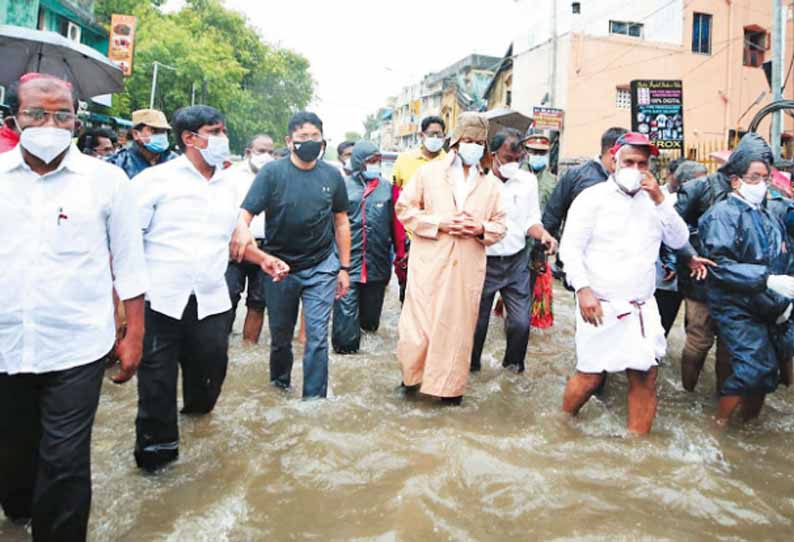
[340,265,351,272]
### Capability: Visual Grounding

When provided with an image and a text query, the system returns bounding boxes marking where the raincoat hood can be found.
[719,133,774,178]
[350,140,379,174]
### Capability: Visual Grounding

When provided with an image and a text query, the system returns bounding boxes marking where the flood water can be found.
[2,282,793,541]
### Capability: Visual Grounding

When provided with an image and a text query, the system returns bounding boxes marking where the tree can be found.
[94,0,314,152]
[343,131,363,142]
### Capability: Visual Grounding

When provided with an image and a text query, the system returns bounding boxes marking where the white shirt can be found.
[487,169,542,257]
[0,145,148,375]
[559,178,689,303]
[134,155,239,320]
[229,162,265,239]
[451,155,480,211]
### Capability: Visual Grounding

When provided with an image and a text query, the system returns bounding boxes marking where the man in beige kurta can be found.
[396,113,507,402]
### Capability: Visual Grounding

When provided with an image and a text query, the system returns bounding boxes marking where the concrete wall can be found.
[511,34,571,116]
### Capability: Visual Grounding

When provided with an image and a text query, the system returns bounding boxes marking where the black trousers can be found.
[471,252,532,372]
[0,358,105,542]
[655,289,683,337]
[135,298,230,471]
[332,280,388,353]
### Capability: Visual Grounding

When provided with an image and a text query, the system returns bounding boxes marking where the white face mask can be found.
[20,126,72,164]
[424,136,444,153]
[458,142,484,166]
[498,160,520,179]
[195,134,230,167]
[738,180,768,206]
[249,152,272,172]
[343,158,352,171]
[614,167,643,196]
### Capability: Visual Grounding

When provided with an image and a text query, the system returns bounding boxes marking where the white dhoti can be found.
[574,296,666,374]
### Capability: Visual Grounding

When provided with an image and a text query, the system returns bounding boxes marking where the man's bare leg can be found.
[740,393,766,422]
[562,371,606,416]
[242,308,264,344]
[716,395,742,428]
[626,367,658,435]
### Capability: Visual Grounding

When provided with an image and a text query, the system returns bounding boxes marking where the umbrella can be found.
[481,108,534,142]
[0,24,123,99]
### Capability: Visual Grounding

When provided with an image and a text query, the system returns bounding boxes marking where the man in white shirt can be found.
[470,129,558,373]
[0,74,147,541]
[559,133,689,434]
[225,133,274,343]
[132,106,284,471]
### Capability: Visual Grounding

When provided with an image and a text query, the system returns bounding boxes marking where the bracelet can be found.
[340,265,350,272]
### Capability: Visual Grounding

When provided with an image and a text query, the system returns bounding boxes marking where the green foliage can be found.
[95,0,314,152]
[343,131,363,143]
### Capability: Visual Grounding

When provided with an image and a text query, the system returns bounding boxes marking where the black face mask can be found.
[293,140,324,163]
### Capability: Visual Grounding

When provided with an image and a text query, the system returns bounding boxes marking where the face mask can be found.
[20,126,72,164]
[738,180,768,206]
[614,167,643,196]
[528,154,549,172]
[249,152,272,172]
[458,142,484,166]
[343,158,352,171]
[498,159,520,179]
[424,136,444,153]
[293,140,323,163]
[143,133,169,154]
[194,134,230,167]
[362,163,381,180]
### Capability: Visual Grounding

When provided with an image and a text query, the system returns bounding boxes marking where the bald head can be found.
[10,75,76,116]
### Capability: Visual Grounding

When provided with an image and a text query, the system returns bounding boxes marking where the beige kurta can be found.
[396,154,506,397]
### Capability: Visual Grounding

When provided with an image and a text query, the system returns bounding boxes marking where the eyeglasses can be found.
[424,131,445,138]
[742,174,771,184]
[20,108,75,125]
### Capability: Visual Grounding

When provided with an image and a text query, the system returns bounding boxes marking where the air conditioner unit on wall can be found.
[66,21,81,43]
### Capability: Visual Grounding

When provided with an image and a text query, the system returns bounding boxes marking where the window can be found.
[692,13,712,54]
[610,20,644,38]
[616,87,631,109]
[744,26,769,67]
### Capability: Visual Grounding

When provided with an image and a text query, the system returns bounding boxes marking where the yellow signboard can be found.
[108,14,137,77]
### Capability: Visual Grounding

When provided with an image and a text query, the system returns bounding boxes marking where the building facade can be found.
[0,0,108,52]
[507,0,794,159]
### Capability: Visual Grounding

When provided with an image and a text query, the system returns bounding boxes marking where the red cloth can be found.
[0,125,19,153]
[531,265,554,328]
[391,183,408,283]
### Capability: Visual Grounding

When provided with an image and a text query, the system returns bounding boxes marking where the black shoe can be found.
[134,446,179,473]
[399,382,420,396]
[440,396,463,406]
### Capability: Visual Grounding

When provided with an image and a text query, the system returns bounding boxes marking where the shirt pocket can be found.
[52,208,93,255]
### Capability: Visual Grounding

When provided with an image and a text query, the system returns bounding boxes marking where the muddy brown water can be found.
[2,283,793,541]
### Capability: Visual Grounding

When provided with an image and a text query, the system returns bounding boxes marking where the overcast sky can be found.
[168,0,523,143]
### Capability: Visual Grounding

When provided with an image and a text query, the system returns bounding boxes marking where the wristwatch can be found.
[340,265,351,272]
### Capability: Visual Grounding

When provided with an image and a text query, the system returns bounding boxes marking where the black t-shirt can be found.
[242,157,348,271]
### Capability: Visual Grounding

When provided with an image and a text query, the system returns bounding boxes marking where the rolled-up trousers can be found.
[0,358,105,542]
[135,297,230,471]
[471,251,532,372]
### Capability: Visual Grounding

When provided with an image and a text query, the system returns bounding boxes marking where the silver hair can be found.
[674,160,708,183]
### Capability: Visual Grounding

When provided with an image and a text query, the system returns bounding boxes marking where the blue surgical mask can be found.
[143,133,169,154]
[528,154,548,172]
[362,163,381,180]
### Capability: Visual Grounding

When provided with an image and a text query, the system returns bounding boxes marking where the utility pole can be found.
[550,0,558,107]
[149,61,177,110]
[771,0,783,158]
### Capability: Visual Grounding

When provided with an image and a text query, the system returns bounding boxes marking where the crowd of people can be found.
[1,72,793,541]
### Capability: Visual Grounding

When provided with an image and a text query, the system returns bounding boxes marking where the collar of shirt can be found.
[174,154,228,184]
[0,143,91,177]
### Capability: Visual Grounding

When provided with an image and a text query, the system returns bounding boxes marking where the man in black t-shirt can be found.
[239,112,351,398]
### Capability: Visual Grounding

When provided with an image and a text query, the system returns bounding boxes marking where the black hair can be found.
[77,128,117,153]
[288,111,323,135]
[490,128,524,153]
[421,116,446,133]
[600,127,629,154]
[172,105,224,151]
[246,133,273,151]
[667,157,685,175]
[273,147,290,158]
[337,140,355,157]
[7,77,79,116]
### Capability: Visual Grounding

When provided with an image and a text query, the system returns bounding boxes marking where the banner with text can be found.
[630,80,683,150]
[108,14,137,77]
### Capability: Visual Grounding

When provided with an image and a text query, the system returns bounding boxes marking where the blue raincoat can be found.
[699,195,793,396]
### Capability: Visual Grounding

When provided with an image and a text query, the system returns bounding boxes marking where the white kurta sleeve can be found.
[656,197,689,250]
[108,175,149,301]
[559,189,597,292]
